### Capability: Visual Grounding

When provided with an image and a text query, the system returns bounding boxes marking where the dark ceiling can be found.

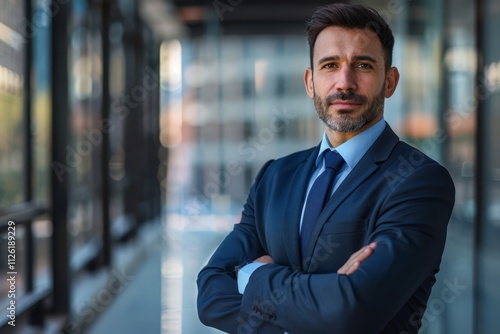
[171,0,345,36]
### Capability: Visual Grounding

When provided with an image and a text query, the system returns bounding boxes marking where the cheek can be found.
[360,79,384,98]
[313,76,335,95]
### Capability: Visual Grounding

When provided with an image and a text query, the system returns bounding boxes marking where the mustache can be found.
[325,91,367,105]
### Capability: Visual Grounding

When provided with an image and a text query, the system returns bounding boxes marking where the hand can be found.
[253,255,273,264]
[337,242,377,275]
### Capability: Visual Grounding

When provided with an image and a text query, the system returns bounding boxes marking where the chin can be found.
[336,109,356,114]
[325,115,367,133]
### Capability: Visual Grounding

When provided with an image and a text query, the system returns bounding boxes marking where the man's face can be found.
[304,27,399,133]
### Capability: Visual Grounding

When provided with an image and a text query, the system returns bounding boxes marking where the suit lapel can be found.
[282,146,319,270]
[303,123,400,264]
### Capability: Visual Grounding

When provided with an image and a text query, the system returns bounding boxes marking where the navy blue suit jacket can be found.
[197,123,455,334]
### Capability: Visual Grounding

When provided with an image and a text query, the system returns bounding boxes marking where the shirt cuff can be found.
[237,262,266,294]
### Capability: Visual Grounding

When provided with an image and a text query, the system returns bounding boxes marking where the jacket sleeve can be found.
[197,160,284,333]
[239,163,455,334]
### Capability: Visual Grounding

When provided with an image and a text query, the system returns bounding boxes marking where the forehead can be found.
[313,26,384,62]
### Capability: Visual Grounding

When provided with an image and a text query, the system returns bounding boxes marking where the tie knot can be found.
[324,150,345,171]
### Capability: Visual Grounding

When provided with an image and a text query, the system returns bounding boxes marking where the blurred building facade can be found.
[0,0,499,333]
[163,0,499,333]
[0,0,164,332]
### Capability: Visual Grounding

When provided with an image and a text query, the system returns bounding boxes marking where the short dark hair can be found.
[306,3,395,71]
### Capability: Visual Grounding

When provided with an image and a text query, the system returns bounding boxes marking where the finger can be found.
[345,247,374,274]
[345,261,360,275]
[337,254,357,274]
[337,249,365,274]
[254,255,273,264]
[337,252,362,274]
[354,244,375,262]
[337,263,348,274]
[337,243,377,275]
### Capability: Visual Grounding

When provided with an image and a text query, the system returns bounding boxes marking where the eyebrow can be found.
[317,55,378,65]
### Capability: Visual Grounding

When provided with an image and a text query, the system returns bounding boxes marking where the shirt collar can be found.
[316,118,386,170]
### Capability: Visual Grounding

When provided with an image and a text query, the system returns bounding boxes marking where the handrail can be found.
[0,201,48,228]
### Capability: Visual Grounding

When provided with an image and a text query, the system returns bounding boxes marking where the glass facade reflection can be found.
[1,0,500,332]
[32,0,52,204]
[166,35,321,218]
[0,1,25,207]
[352,1,478,333]
[479,0,500,332]
[67,0,103,253]
[163,1,498,334]
[0,0,161,330]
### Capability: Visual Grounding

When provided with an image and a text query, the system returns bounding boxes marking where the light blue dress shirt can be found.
[237,118,387,295]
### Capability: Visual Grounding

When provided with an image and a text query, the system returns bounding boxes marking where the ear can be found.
[304,67,314,99]
[384,67,400,98]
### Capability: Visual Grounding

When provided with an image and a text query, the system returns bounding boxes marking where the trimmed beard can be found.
[314,87,385,132]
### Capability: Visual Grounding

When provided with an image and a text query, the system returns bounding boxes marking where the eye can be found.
[357,63,372,69]
[322,63,338,69]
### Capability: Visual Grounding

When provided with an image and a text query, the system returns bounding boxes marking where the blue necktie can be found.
[301,150,345,259]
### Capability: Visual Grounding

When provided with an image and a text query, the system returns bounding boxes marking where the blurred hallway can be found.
[1,0,500,333]
[87,230,162,334]
[86,214,229,334]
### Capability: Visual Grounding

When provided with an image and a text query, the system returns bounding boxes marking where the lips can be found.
[324,93,367,109]
[331,101,361,109]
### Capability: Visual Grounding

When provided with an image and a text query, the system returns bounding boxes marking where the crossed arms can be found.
[197,162,455,334]
[251,241,377,275]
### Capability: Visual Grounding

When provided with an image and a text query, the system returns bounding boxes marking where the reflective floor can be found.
[87,214,231,334]
[87,247,161,334]
[86,139,240,334]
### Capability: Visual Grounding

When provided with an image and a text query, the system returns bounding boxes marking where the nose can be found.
[335,66,356,92]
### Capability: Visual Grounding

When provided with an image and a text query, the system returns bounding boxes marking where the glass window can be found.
[429,0,477,333]
[356,1,475,332]
[33,0,52,203]
[33,215,52,290]
[108,21,126,228]
[0,2,25,207]
[67,0,103,254]
[165,35,315,217]
[479,0,500,331]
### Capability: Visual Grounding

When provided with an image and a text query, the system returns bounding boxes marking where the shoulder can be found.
[384,141,455,196]
[390,140,445,169]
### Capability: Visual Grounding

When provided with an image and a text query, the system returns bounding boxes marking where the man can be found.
[197,3,455,334]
